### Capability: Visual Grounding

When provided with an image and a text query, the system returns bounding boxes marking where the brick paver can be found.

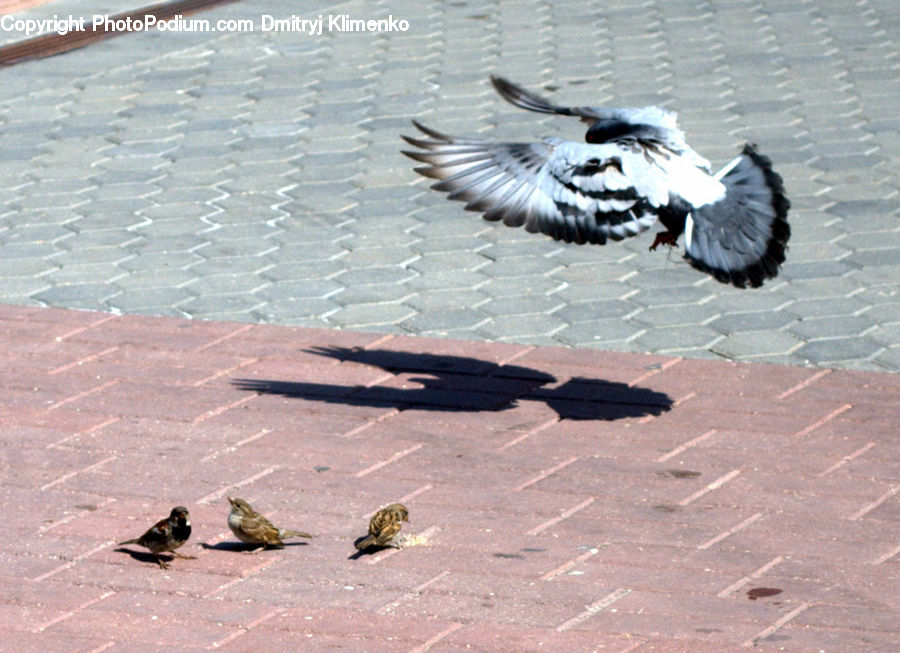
[2,304,897,651]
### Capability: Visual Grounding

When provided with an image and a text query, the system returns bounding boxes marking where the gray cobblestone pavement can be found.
[0,0,897,371]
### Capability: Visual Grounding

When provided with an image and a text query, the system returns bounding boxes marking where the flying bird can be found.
[402,76,790,288]
[119,506,195,569]
[355,503,409,550]
[227,496,313,550]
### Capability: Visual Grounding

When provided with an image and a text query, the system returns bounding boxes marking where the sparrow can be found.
[119,506,195,569]
[403,76,790,288]
[355,502,409,550]
[227,496,312,550]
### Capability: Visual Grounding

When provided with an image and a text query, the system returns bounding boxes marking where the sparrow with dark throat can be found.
[119,506,196,569]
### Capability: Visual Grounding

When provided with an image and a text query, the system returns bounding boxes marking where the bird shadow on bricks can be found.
[115,547,174,567]
[232,347,672,421]
[199,541,309,552]
[347,537,393,560]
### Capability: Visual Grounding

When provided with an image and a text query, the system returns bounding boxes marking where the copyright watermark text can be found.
[0,14,411,38]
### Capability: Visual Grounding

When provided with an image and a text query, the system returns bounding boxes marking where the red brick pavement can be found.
[1,304,897,651]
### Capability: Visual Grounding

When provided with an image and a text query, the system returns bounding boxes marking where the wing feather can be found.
[239,513,281,542]
[403,123,676,245]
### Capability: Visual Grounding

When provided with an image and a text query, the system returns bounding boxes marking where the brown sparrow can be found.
[227,497,312,550]
[119,506,195,569]
[355,503,409,550]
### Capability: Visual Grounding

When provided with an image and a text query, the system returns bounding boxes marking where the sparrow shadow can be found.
[348,536,395,560]
[232,347,672,421]
[115,546,171,566]
[199,541,309,552]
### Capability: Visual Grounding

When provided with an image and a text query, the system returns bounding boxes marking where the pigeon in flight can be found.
[402,76,790,288]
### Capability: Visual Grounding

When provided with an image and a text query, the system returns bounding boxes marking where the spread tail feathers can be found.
[684,144,790,288]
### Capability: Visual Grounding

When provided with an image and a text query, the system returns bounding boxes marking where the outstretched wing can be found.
[402,121,718,245]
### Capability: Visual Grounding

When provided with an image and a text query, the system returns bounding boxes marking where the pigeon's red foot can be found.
[649,231,678,251]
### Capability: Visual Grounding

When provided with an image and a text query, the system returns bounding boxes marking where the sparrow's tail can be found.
[355,535,377,550]
[683,144,790,288]
[280,529,312,539]
[118,538,139,545]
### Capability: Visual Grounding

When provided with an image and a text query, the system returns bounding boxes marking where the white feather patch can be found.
[684,213,694,251]
[714,153,744,181]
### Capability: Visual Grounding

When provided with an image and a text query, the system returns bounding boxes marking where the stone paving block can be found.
[0,258,57,277]
[788,315,877,340]
[478,294,565,318]
[633,325,723,352]
[184,274,269,297]
[338,246,418,268]
[116,252,200,272]
[40,264,128,288]
[785,295,871,319]
[634,303,721,328]
[711,331,805,359]
[710,310,796,333]
[401,307,490,333]
[402,288,490,313]
[329,303,417,329]
[406,251,486,275]
[554,318,645,347]
[846,248,900,268]
[476,274,565,299]
[783,260,857,281]
[794,338,885,366]
[552,299,639,323]
[332,284,414,306]
[257,282,343,306]
[631,286,716,307]
[839,231,900,252]
[106,288,195,313]
[335,266,418,287]
[178,294,264,318]
[778,278,865,304]
[31,282,121,308]
[477,313,568,341]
